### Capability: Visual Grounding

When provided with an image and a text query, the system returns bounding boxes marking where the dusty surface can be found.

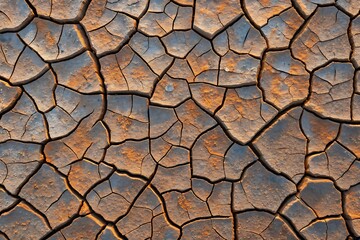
[0,0,359,239]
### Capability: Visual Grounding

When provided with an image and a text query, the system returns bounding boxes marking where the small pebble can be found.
[165,83,174,92]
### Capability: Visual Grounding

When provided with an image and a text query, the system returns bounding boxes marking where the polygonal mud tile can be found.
[0,0,33,32]
[344,184,360,237]
[307,141,357,190]
[30,0,89,21]
[105,139,156,178]
[181,218,233,239]
[194,0,242,38]
[0,92,47,143]
[298,177,342,218]
[213,15,267,57]
[151,75,191,107]
[44,120,108,174]
[305,62,355,121]
[0,141,43,194]
[0,202,50,239]
[300,110,339,153]
[81,0,137,56]
[20,164,82,228]
[117,186,180,239]
[19,18,87,61]
[280,196,317,231]
[0,80,22,114]
[68,160,113,196]
[100,45,158,95]
[244,0,291,27]
[87,172,146,221]
[52,51,103,94]
[291,6,351,71]
[261,8,304,48]
[59,214,104,240]
[254,107,307,183]
[300,217,349,239]
[235,210,299,240]
[260,50,310,109]
[104,95,149,143]
[233,161,296,213]
[216,86,278,144]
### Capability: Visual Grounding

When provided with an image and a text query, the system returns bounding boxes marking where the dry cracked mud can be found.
[0,0,359,239]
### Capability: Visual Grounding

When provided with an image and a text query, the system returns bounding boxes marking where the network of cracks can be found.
[0,0,360,239]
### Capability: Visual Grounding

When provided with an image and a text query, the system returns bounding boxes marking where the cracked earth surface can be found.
[0,0,359,239]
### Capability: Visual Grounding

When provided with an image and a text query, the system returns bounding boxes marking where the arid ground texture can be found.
[0,0,359,239]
